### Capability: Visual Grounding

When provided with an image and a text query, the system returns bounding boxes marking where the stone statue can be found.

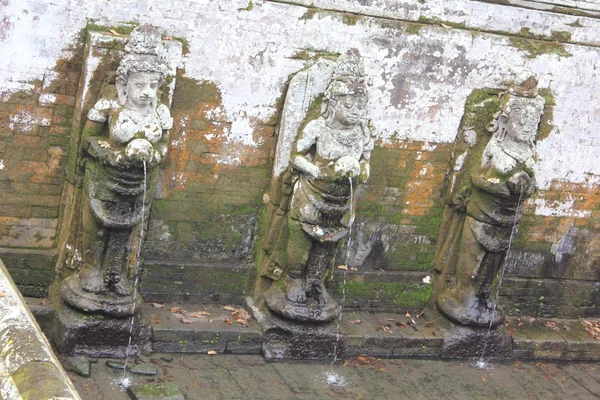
[436,74,544,328]
[60,24,173,317]
[263,50,373,322]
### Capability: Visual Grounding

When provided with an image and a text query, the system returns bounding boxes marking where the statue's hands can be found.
[507,171,536,197]
[334,156,361,179]
[124,138,155,167]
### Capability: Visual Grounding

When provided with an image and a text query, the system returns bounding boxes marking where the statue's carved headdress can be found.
[323,49,367,117]
[116,24,169,81]
[487,71,545,144]
[115,24,170,105]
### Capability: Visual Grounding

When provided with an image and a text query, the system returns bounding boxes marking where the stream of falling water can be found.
[119,160,147,388]
[476,190,524,370]
[325,177,353,386]
[329,176,353,378]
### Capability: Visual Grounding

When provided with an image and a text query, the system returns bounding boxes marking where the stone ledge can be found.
[0,259,80,399]
[25,298,600,361]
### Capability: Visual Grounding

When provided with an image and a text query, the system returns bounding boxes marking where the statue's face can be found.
[331,93,366,127]
[125,72,162,108]
[506,107,538,144]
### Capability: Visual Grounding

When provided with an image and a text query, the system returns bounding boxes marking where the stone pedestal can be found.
[249,297,345,360]
[439,324,513,359]
[49,286,151,357]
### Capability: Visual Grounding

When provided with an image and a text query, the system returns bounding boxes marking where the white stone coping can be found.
[0,259,81,400]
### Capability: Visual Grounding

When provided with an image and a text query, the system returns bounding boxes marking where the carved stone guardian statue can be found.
[252,50,372,359]
[53,24,179,356]
[263,50,372,323]
[435,74,544,332]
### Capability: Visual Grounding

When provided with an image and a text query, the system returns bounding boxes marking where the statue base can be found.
[437,289,504,328]
[50,285,151,357]
[439,324,513,358]
[247,297,345,360]
[60,274,143,317]
[263,276,340,323]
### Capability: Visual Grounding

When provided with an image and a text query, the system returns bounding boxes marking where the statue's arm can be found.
[152,103,173,165]
[291,122,321,179]
[359,124,374,183]
[82,98,129,167]
[470,172,511,198]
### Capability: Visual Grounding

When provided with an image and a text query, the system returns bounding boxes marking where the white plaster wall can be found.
[1,0,599,196]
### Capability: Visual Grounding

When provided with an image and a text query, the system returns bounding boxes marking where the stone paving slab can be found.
[66,354,600,399]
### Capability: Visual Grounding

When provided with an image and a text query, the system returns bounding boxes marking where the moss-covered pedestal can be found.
[250,298,345,361]
[49,284,151,357]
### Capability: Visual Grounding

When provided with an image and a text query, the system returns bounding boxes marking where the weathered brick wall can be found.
[500,181,600,318]
[140,75,276,304]
[0,50,81,296]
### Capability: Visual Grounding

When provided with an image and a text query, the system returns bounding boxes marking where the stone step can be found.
[23,297,600,360]
[140,303,262,355]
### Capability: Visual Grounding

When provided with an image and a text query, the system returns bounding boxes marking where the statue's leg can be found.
[451,217,486,306]
[284,218,312,303]
[103,229,134,296]
[79,197,108,294]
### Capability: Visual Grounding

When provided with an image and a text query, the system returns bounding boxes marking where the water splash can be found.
[332,177,353,364]
[121,160,147,383]
[475,359,489,370]
[118,376,132,390]
[325,371,347,387]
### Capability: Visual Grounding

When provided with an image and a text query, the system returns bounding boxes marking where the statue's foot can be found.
[437,290,504,328]
[79,267,106,294]
[111,277,134,297]
[285,277,307,303]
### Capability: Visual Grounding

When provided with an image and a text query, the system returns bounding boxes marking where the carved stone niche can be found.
[50,24,182,357]
[250,50,374,360]
[431,73,545,357]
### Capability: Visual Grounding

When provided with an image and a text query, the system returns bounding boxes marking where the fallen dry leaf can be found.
[152,303,165,308]
[39,300,46,306]
[149,315,160,324]
[188,311,211,318]
[109,29,120,35]
[387,318,394,322]
[405,311,411,318]
[544,321,559,332]
[337,265,348,271]
[395,322,407,328]
[170,306,185,314]
[236,318,248,327]
[207,350,217,355]
[0,291,6,298]
[415,310,424,319]
[223,306,236,312]
[480,376,487,383]
[441,23,453,29]
[350,319,362,324]
[425,321,434,328]
[349,267,358,271]
[179,317,192,324]
[224,318,233,325]
[376,324,393,334]
[163,35,173,40]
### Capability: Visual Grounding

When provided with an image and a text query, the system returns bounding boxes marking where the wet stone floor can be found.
[69,354,600,399]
